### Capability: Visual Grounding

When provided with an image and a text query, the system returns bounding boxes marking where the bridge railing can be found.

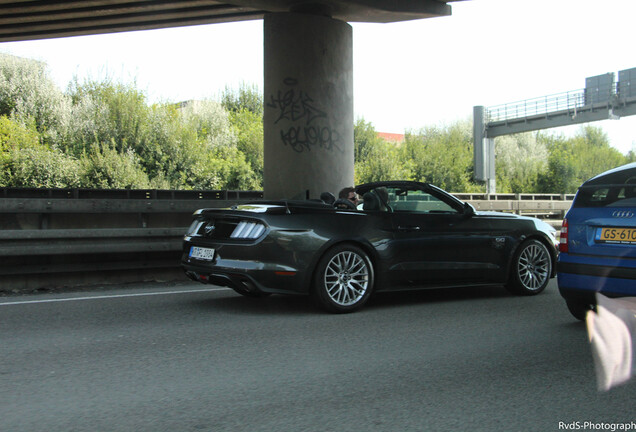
[486,89,587,123]
[0,188,571,291]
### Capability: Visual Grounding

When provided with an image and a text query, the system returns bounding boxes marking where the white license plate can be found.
[189,246,215,261]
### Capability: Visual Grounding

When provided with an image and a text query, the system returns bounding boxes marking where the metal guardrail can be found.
[0,187,264,200]
[0,188,263,288]
[0,187,571,290]
[454,192,575,201]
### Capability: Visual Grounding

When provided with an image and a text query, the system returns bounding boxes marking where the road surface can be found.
[1,280,634,431]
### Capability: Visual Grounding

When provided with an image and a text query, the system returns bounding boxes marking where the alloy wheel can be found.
[517,242,550,291]
[323,250,370,306]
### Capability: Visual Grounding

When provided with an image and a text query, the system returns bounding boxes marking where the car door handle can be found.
[397,225,420,232]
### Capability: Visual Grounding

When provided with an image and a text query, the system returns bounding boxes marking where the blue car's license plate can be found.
[596,227,636,244]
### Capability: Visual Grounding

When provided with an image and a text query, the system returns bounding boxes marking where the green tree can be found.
[495,132,548,193]
[355,139,411,184]
[229,108,263,186]
[66,77,150,156]
[0,53,70,147]
[0,146,81,188]
[537,126,627,193]
[221,83,263,115]
[401,121,478,192]
[189,145,260,190]
[0,116,40,152]
[354,118,385,163]
[79,141,151,189]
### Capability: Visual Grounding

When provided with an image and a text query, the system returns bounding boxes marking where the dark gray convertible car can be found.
[182,181,559,313]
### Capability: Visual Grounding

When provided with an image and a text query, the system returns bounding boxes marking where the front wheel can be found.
[312,244,374,313]
[506,239,552,295]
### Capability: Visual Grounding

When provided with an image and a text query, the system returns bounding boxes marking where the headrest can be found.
[320,192,336,205]
[362,192,379,211]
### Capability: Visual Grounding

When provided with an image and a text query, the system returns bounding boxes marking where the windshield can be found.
[361,185,459,213]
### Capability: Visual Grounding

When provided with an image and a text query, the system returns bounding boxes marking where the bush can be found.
[79,142,151,189]
[0,146,81,188]
[0,53,70,146]
[229,108,263,184]
[66,78,150,156]
[401,121,479,192]
[0,115,40,152]
[496,133,548,193]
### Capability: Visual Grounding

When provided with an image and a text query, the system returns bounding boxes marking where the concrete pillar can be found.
[473,106,496,193]
[263,12,354,200]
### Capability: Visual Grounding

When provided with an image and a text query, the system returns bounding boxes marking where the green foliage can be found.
[354,118,410,183]
[0,115,40,152]
[1,54,633,194]
[355,139,411,184]
[79,142,150,189]
[495,133,548,193]
[65,77,150,156]
[0,53,70,146]
[401,121,479,192]
[229,108,264,185]
[221,83,263,115]
[0,146,81,188]
[179,100,235,149]
[354,118,385,163]
[537,126,628,193]
[189,145,260,191]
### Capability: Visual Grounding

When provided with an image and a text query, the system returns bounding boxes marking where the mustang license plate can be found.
[596,227,636,244]
[189,246,215,261]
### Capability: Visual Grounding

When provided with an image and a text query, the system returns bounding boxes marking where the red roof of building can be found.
[377,132,405,143]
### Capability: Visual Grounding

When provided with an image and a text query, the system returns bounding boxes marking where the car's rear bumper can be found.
[557,257,636,303]
[181,255,307,295]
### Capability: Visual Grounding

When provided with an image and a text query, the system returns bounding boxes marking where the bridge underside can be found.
[0,0,458,42]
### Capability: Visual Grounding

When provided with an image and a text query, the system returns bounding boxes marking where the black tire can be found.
[566,299,593,321]
[506,239,552,295]
[312,244,374,313]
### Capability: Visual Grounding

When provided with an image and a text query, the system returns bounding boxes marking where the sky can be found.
[1,0,635,154]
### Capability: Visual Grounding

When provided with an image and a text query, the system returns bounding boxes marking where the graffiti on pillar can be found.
[267,78,343,153]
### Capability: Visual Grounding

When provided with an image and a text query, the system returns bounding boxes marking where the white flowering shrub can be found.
[0,53,70,147]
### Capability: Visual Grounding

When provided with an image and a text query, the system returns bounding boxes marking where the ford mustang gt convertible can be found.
[182,181,559,313]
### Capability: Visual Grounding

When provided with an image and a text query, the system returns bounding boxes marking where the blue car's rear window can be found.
[573,185,636,208]
[573,167,636,208]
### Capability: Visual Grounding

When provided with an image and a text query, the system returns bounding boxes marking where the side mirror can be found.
[463,202,476,217]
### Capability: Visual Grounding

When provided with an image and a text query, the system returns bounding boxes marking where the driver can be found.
[339,187,359,206]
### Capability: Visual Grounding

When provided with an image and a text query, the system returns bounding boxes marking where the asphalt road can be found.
[1,280,634,432]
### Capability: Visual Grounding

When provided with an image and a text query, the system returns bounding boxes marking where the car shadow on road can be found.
[190,284,515,315]
[367,284,511,309]
[191,292,321,316]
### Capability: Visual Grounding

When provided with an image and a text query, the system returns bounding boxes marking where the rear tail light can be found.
[559,219,568,253]
[230,221,266,239]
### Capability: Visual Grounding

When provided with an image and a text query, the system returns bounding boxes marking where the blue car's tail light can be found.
[230,221,266,239]
[559,219,569,253]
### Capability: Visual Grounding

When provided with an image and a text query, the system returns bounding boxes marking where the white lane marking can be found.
[0,287,230,306]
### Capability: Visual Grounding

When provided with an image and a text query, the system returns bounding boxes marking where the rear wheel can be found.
[506,239,552,295]
[312,244,374,313]
[566,299,593,321]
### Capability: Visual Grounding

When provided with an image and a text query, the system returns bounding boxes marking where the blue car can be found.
[557,162,636,320]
